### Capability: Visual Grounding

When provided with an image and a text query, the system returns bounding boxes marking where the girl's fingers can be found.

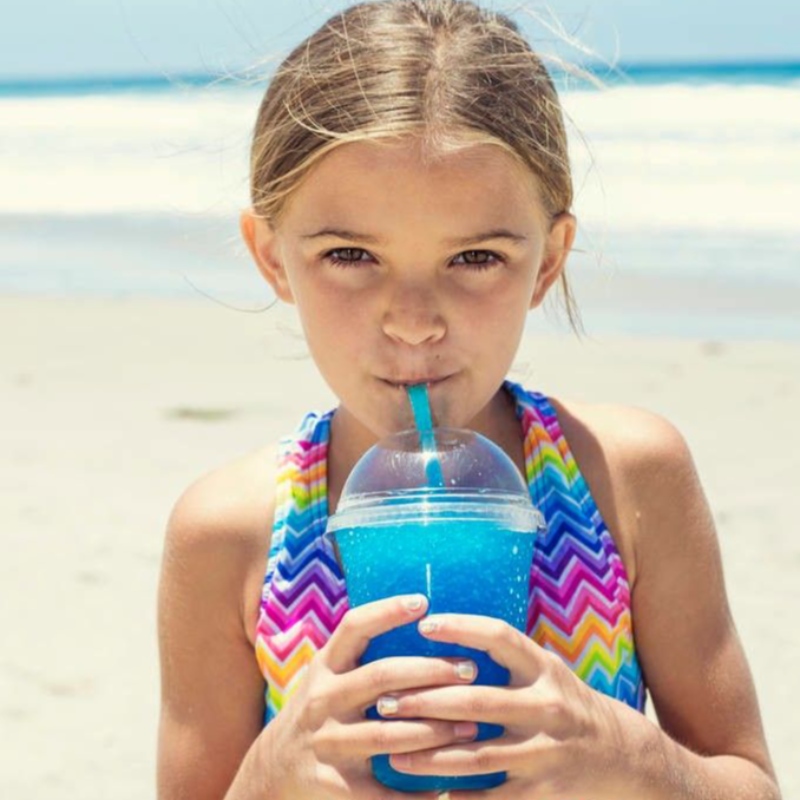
[322,594,429,673]
[417,613,546,684]
[376,684,530,726]
[389,736,529,778]
[333,655,479,715]
[326,717,478,759]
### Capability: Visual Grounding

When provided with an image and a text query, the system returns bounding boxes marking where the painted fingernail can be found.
[377,696,399,716]
[455,660,477,682]
[419,618,439,634]
[404,595,425,611]
[454,721,477,741]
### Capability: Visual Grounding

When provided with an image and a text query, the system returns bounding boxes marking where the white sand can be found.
[1,295,798,798]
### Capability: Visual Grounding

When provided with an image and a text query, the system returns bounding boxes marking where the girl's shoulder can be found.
[545,396,700,589]
[548,396,691,467]
[162,444,279,645]
[157,446,280,792]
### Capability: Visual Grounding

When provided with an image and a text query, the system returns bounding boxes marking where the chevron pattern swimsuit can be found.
[255,381,646,723]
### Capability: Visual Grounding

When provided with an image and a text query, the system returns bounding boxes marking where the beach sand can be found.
[1,295,798,798]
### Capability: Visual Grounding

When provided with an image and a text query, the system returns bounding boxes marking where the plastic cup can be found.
[327,428,545,793]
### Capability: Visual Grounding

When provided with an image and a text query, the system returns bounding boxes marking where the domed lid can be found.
[328,428,545,532]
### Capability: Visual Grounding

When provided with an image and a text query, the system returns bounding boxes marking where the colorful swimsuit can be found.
[255,381,646,723]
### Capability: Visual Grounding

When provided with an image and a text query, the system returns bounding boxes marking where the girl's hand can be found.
[378,613,630,800]
[259,595,482,800]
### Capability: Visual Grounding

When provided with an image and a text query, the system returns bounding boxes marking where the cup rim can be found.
[327,489,546,533]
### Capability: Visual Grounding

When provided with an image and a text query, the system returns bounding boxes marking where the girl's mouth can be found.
[382,375,451,390]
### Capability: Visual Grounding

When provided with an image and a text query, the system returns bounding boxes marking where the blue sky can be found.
[2,0,799,79]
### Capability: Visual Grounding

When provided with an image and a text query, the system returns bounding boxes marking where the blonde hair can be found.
[248,0,579,326]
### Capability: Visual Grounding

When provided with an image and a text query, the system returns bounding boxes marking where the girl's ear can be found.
[530,212,577,309]
[240,210,295,304]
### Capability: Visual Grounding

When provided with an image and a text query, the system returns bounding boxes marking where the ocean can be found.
[2,63,799,339]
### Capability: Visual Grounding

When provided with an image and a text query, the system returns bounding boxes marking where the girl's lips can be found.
[381,375,452,389]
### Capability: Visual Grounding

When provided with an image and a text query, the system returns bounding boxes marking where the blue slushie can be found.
[334,508,536,791]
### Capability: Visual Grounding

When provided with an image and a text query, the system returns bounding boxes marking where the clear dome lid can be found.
[328,428,546,533]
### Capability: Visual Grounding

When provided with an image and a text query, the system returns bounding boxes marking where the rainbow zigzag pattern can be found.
[255,382,646,722]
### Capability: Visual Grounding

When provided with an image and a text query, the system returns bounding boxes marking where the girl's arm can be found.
[603,405,779,797]
[157,453,274,800]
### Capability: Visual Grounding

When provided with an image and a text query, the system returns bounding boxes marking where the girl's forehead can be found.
[310,137,534,186]
[282,138,547,228]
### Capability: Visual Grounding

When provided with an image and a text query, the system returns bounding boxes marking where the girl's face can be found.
[243,137,575,449]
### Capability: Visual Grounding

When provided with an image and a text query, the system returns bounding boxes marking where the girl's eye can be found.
[324,248,372,267]
[452,250,503,270]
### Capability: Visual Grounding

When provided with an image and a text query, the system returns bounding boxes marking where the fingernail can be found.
[404,595,425,611]
[454,721,477,741]
[377,696,399,716]
[419,618,439,634]
[455,660,477,682]
[438,792,452,799]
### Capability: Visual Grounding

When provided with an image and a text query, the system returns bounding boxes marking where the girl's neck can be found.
[326,406,380,516]
[326,385,526,515]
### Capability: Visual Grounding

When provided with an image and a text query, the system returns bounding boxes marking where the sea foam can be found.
[2,83,799,232]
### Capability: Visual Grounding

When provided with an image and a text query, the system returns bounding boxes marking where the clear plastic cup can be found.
[327,427,545,793]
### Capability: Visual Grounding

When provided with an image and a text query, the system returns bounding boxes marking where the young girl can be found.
[156,2,780,798]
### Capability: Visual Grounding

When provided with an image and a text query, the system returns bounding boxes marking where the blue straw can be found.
[407,384,445,488]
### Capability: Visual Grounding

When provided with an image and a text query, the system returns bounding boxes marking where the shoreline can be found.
[3,211,800,342]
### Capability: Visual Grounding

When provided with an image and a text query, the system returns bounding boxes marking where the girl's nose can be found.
[381,284,446,346]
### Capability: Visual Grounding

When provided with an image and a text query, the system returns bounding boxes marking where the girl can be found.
[156,1,780,798]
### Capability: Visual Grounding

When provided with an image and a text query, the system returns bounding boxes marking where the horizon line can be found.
[1,57,799,95]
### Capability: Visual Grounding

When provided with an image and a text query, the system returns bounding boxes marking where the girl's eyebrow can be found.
[447,230,529,247]
[301,228,381,244]
[301,228,529,246]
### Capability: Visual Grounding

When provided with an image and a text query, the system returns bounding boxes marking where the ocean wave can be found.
[2,83,799,232]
